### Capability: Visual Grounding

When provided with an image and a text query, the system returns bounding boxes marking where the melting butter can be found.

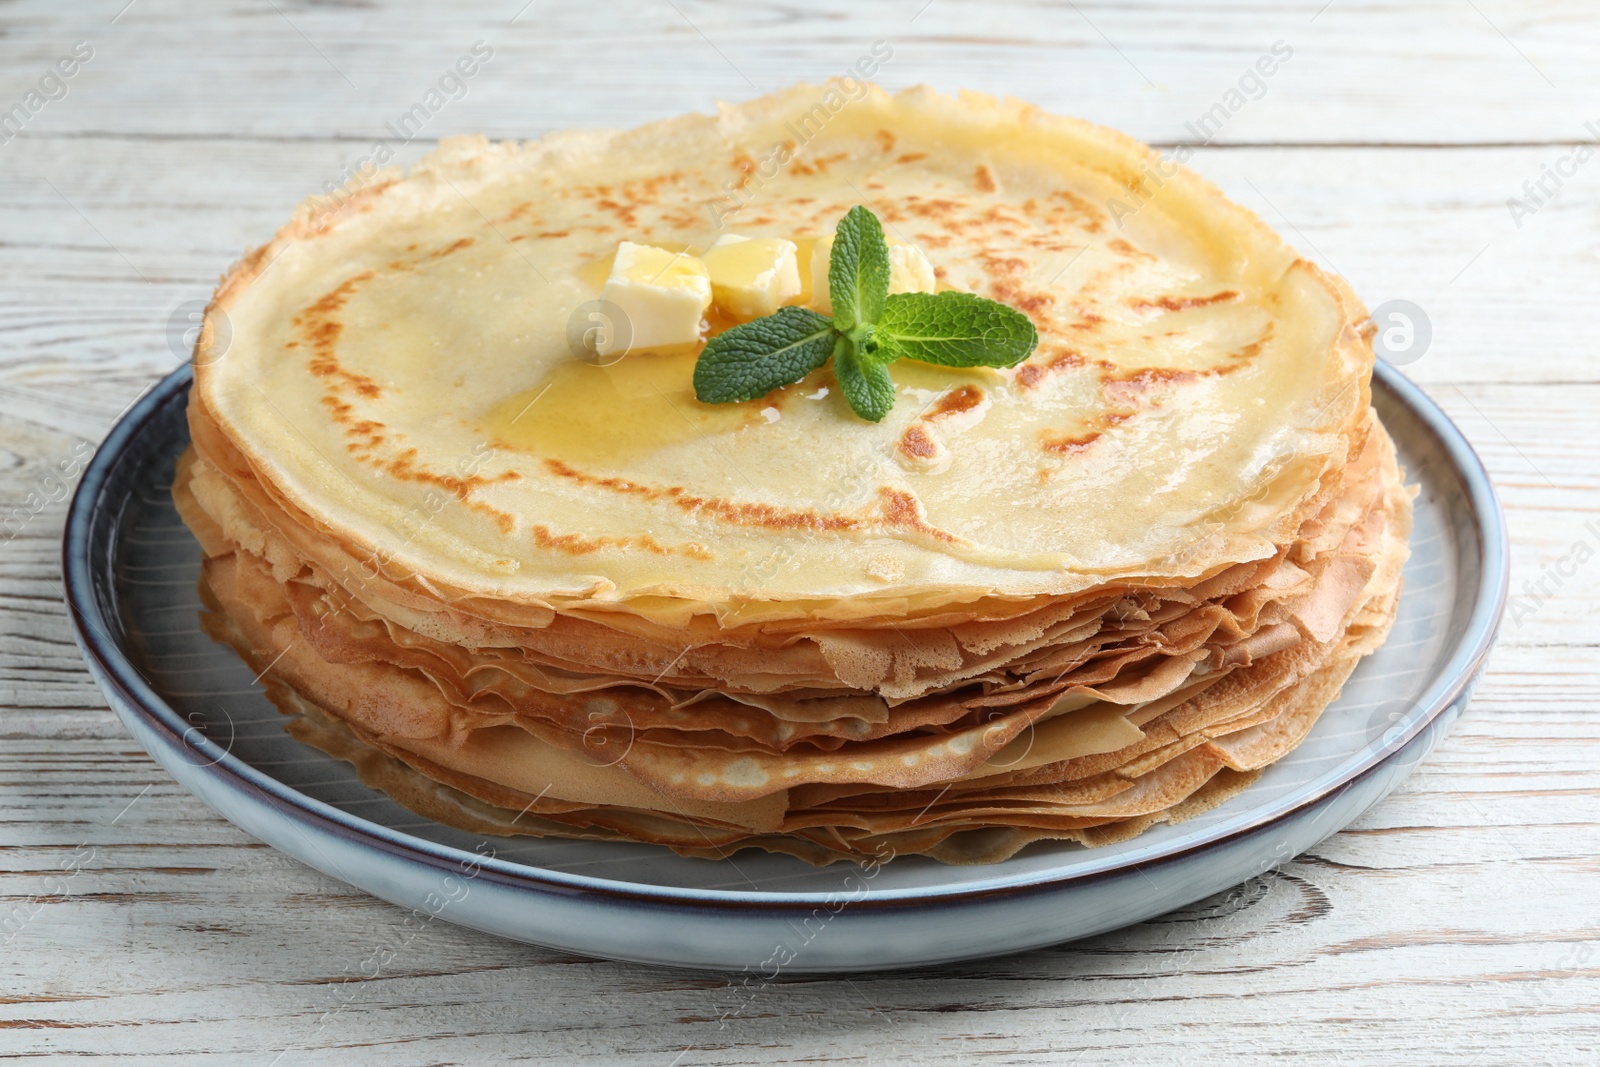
[483,351,764,468]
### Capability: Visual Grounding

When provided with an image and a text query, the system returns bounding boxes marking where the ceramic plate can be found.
[64,360,1506,972]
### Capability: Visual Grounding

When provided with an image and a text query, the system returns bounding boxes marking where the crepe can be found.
[175,83,1410,864]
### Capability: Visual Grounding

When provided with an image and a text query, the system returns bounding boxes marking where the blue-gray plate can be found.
[64,361,1506,972]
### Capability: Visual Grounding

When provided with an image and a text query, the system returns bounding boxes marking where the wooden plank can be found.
[3,1,1599,1062]
[0,0,1597,144]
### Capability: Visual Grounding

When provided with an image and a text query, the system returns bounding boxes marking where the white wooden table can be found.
[3,2,1598,1062]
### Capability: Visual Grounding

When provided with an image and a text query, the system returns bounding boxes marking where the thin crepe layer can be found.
[174,83,1410,864]
[181,408,1403,806]
[185,409,1409,863]
[177,394,1392,723]
[190,83,1376,625]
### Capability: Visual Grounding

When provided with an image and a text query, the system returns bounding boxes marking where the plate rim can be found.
[63,360,1509,912]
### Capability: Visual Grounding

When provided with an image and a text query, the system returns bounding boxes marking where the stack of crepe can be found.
[175,84,1411,865]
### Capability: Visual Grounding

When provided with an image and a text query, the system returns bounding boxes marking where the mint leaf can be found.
[693,306,836,404]
[872,291,1039,368]
[832,333,896,422]
[688,207,1039,422]
[828,205,891,334]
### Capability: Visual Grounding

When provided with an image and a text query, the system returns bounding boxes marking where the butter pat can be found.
[599,242,712,355]
[809,233,937,314]
[887,241,938,296]
[701,235,802,320]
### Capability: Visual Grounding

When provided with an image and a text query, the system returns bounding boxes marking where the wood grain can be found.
[1,0,1597,144]
[3,2,1599,1063]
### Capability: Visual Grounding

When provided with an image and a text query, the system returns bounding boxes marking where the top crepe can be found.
[193,83,1373,625]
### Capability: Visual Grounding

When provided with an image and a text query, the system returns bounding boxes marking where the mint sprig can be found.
[693,205,1039,422]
